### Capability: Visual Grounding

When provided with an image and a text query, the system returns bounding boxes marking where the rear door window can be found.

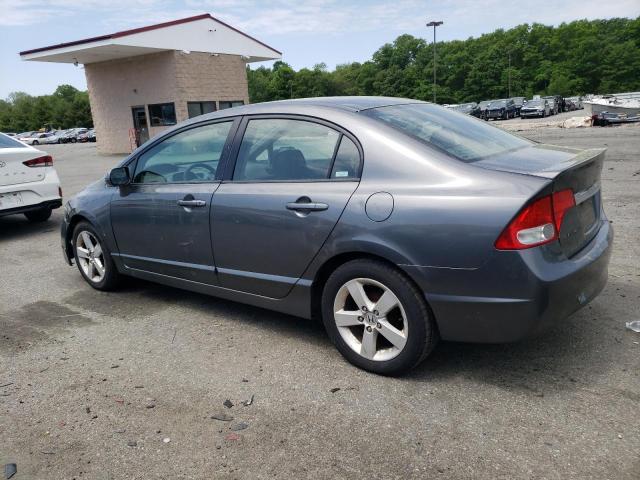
[233,118,341,181]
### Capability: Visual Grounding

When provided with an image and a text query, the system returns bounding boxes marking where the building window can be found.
[148,103,177,126]
[187,101,217,119]
[219,100,244,110]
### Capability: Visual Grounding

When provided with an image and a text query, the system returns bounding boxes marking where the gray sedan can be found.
[61,97,612,375]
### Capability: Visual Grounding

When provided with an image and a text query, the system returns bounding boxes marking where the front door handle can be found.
[178,199,206,207]
[286,200,329,212]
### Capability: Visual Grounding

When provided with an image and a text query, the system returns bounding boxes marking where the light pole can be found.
[426,20,443,103]
[508,51,512,98]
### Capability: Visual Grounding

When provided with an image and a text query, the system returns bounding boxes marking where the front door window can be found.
[132,122,233,184]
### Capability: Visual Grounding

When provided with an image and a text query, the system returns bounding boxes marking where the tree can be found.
[247,17,640,105]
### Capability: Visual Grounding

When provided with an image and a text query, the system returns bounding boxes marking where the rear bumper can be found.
[521,111,544,117]
[401,219,613,343]
[0,198,62,217]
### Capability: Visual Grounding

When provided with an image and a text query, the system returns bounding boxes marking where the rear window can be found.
[0,133,27,149]
[362,103,530,163]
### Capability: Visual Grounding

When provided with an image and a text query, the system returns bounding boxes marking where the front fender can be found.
[60,185,116,264]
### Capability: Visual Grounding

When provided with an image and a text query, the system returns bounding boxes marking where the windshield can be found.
[526,100,543,107]
[362,103,531,163]
[489,100,506,108]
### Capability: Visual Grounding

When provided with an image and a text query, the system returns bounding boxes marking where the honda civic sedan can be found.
[61,97,612,375]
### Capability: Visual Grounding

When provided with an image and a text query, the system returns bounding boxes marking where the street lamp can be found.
[508,51,512,98]
[426,20,443,103]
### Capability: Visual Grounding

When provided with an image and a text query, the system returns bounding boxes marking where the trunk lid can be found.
[0,147,48,187]
[474,144,605,257]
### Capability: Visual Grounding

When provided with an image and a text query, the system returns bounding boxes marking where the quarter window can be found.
[233,119,340,181]
[187,101,216,119]
[148,103,177,126]
[133,122,233,184]
[331,136,360,179]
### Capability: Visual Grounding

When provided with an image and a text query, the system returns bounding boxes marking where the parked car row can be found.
[7,128,96,145]
[448,95,584,121]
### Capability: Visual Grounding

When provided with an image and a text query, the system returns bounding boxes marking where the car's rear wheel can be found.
[32,140,39,145]
[321,259,438,375]
[73,221,120,291]
[24,207,52,222]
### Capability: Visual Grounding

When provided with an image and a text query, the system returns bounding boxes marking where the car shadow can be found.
[67,276,330,347]
[0,211,62,242]
[407,298,618,395]
[65,274,622,395]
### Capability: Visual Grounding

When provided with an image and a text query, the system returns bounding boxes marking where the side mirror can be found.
[108,166,130,186]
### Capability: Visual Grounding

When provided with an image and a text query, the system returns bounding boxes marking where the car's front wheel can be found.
[321,259,438,375]
[73,221,120,291]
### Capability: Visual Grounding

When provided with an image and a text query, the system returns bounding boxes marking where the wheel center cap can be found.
[364,312,376,325]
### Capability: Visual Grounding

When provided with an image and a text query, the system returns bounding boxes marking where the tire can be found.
[24,207,52,222]
[32,140,39,145]
[72,221,120,291]
[321,259,438,376]
[71,138,77,143]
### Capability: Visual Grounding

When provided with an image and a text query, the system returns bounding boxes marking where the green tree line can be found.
[248,17,640,104]
[0,84,92,133]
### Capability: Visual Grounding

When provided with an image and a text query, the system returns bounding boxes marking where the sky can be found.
[1,0,639,98]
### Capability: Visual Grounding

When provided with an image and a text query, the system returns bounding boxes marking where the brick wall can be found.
[174,51,249,120]
[85,50,249,154]
[85,51,177,154]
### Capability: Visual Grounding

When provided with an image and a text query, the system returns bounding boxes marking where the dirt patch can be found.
[0,301,91,351]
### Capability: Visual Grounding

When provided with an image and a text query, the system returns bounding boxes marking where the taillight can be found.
[495,189,575,250]
[23,155,53,167]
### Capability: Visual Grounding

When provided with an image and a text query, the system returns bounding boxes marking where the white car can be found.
[21,132,56,146]
[0,133,62,222]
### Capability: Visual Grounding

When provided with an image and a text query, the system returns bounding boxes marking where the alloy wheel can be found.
[333,278,408,362]
[76,230,106,283]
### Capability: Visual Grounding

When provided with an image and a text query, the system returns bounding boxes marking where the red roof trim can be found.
[20,13,281,57]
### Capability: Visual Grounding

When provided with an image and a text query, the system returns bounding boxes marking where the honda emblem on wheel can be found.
[0,161,6,168]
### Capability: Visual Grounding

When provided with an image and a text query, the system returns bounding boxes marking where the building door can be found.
[131,106,149,146]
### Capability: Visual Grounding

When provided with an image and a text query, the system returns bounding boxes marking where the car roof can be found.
[224,96,427,114]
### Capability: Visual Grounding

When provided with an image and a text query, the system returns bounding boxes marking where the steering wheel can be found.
[184,163,216,181]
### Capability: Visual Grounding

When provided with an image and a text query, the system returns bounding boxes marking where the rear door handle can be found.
[286,201,329,212]
[178,199,206,207]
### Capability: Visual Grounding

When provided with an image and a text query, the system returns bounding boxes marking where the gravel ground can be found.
[1,126,639,480]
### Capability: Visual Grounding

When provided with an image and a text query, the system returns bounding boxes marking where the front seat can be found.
[270,148,309,180]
